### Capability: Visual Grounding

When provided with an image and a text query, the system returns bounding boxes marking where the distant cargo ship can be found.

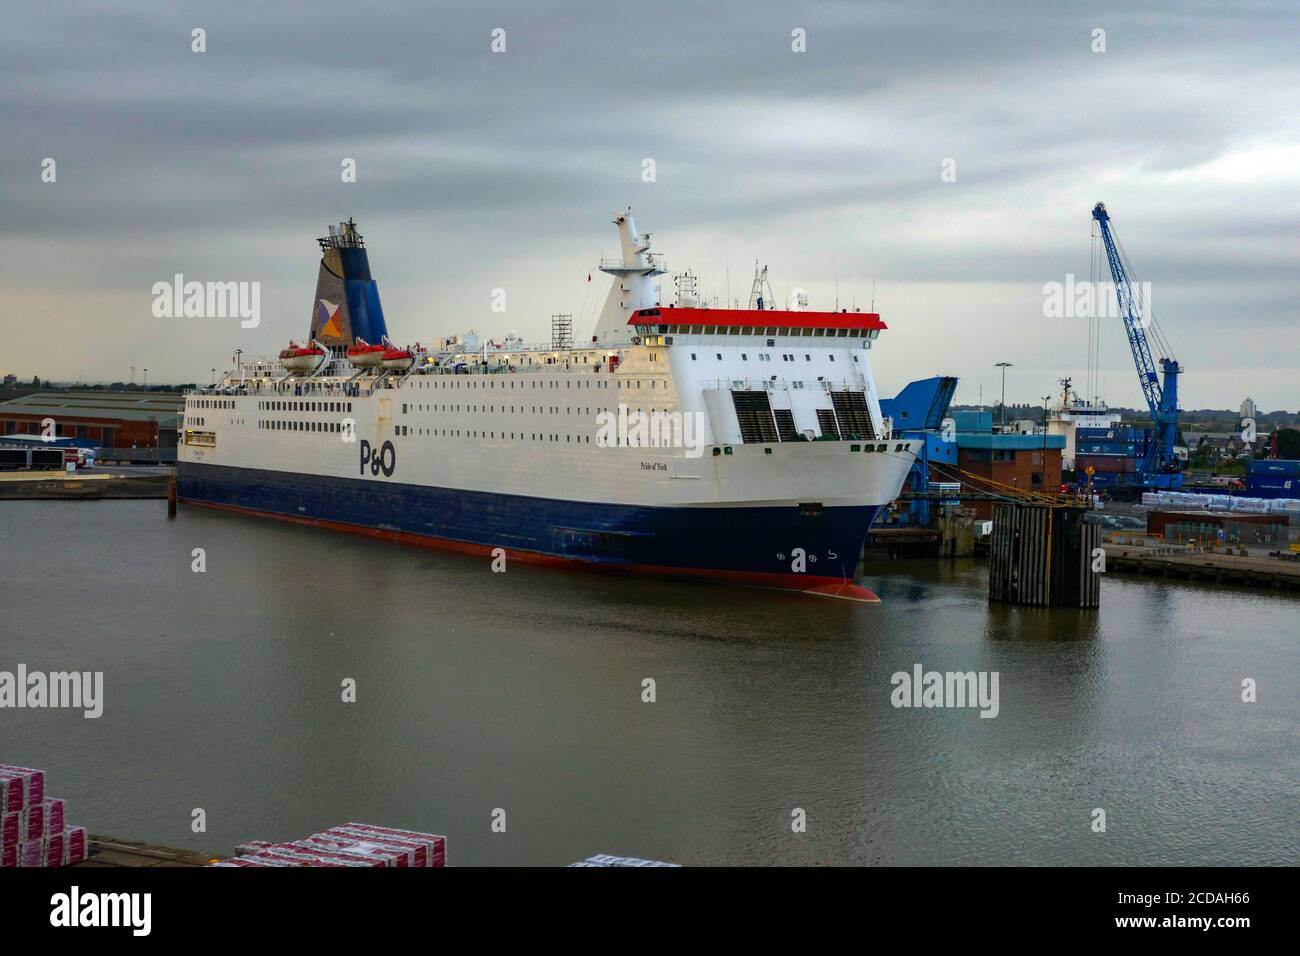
[177,212,918,600]
[1048,378,1187,492]
[1046,378,1123,471]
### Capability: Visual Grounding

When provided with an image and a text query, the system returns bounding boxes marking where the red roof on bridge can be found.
[630,307,886,331]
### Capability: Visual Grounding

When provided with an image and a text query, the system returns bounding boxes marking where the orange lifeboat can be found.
[346,340,385,368]
[382,346,415,371]
[279,341,325,372]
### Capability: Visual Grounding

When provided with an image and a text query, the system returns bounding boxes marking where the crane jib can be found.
[1090,203,1182,476]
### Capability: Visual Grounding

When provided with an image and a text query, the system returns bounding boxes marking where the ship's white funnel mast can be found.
[590,208,666,346]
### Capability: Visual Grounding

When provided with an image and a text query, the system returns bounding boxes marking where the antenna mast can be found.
[746,261,775,310]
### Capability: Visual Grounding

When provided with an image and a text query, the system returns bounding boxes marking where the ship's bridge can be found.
[629,307,886,344]
[625,306,890,447]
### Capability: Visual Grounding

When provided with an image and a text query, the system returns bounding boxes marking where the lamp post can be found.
[995,362,1012,431]
[1043,394,1052,488]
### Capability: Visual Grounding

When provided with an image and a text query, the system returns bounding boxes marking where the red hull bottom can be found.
[180,497,881,603]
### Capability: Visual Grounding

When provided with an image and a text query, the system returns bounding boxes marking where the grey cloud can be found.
[1,1,1296,408]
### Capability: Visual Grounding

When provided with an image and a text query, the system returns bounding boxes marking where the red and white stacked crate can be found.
[0,765,88,867]
[570,853,679,867]
[211,823,447,867]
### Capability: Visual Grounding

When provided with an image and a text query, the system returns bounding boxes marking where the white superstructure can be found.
[1047,377,1123,470]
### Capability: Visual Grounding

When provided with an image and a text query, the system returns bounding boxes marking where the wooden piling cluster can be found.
[988,502,1100,608]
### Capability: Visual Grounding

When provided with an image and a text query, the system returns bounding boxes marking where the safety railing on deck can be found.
[189,353,624,399]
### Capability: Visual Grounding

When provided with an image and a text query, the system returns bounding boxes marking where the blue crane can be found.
[1091,202,1183,484]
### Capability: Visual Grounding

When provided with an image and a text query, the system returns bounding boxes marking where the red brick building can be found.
[0,391,183,449]
[953,411,1066,520]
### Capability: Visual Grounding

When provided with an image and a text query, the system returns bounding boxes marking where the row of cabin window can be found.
[401,404,673,416]
[637,325,873,338]
[193,399,234,409]
[258,420,346,433]
[259,407,672,430]
[410,378,620,390]
[403,385,664,417]
[851,443,910,453]
[394,426,596,444]
[258,400,353,412]
[690,352,846,364]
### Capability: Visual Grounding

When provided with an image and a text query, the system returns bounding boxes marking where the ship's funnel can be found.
[309,218,389,346]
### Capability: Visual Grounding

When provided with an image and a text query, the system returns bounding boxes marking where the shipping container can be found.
[0,447,65,470]
[1246,459,1300,477]
[1075,454,1137,475]
[1244,475,1300,499]
[1075,442,1138,456]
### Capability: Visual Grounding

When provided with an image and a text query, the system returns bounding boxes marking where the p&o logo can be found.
[360,439,396,478]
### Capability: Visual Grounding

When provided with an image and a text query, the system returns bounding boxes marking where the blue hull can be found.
[177,462,880,586]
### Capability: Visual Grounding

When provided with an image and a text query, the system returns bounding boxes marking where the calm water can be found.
[1,500,1295,866]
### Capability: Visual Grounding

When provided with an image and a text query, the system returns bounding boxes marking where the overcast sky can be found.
[3,1,1296,410]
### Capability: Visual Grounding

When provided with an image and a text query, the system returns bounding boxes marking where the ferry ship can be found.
[178,212,918,601]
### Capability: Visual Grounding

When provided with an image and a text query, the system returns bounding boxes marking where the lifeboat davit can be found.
[279,342,325,372]
[346,340,385,368]
[381,346,415,371]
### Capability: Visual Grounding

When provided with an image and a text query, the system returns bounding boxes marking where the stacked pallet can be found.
[211,824,446,867]
[570,854,679,867]
[0,765,88,867]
